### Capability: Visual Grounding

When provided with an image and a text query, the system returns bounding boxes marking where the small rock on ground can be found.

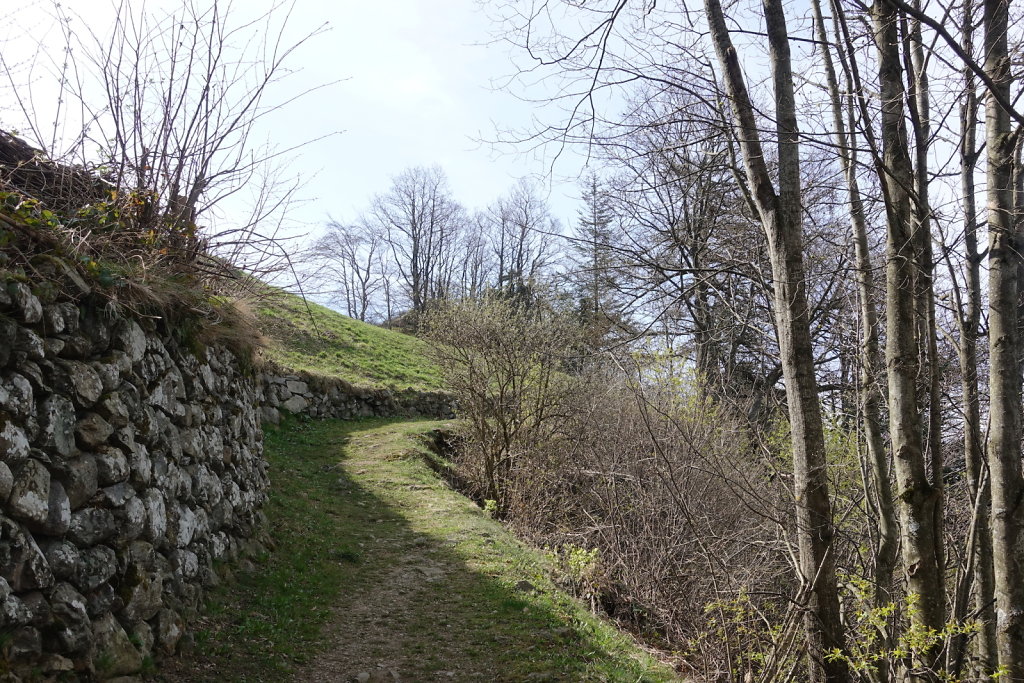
[354,669,400,682]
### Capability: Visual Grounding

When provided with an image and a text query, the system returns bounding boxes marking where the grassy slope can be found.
[253,289,443,391]
[158,418,677,682]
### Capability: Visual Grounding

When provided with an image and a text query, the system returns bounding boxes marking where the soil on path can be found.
[158,418,677,682]
[293,428,510,682]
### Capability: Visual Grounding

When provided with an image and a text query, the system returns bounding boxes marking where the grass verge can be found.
[254,290,443,390]
[156,417,678,682]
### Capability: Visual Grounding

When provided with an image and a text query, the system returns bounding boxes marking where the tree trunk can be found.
[704,0,848,678]
[813,0,897,589]
[812,0,898,659]
[983,0,1024,673]
[903,6,946,586]
[947,1,997,672]
[871,0,946,669]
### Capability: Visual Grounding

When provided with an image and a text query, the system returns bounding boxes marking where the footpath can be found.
[157,417,677,682]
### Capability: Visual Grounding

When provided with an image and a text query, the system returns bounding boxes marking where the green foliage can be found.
[631,351,724,426]
[69,193,125,231]
[822,419,864,502]
[762,416,862,491]
[1,189,127,293]
[2,187,140,235]
[0,187,186,292]
[1,191,60,227]
[827,579,985,681]
[686,592,798,679]
[549,543,603,598]
[79,256,123,288]
[0,175,219,313]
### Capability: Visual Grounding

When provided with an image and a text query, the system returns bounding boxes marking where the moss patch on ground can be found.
[156,417,677,682]
[254,290,442,390]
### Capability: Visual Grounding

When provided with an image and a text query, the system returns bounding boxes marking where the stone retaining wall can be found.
[259,370,454,424]
[0,283,269,680]
[0,276,454,680]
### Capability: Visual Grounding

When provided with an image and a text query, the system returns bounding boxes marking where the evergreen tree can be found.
[567,172,624,343]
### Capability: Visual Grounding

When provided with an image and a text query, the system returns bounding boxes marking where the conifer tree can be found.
[567,172,623,343]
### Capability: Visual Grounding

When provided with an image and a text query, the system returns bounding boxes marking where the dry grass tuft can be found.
[0,129,276,360]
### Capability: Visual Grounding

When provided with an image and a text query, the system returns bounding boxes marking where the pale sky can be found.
[266,0,586,230]
[2,0,590,245]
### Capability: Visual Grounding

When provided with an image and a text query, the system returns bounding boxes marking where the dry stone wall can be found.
[0,282,269,680]
[0,275,455,680]
[260,370,454,423]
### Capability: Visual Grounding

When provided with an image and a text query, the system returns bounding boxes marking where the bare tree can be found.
[607,94,784,410]
[2,0,330,275]
[307,219,385,321]
[943,0,996,671]
[486,0,1024,675]
[981,0,1024,673]
[485,179,559,302]
[860,0,949,668]
[459,211,498,301]
[810,2,898,664]
[704,0,849,678]
[423,297,581,514]
[370,165,466,316]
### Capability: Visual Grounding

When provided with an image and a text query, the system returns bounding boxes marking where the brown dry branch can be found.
[425,298,809,678]
[0,129,272,361]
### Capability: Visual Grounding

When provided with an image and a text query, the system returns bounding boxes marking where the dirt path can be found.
[294,440,483,682]
[158,418,677,682]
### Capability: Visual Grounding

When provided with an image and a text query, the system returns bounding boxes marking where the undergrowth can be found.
[0,133,272,359]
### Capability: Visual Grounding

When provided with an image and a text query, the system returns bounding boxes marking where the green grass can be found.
[254,288,443,390]
[159,417,678,682]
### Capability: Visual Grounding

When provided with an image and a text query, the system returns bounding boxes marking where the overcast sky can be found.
[261,0,589,230]
[3,0,590,244]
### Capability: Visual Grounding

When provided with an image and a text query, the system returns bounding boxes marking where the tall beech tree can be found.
[704,0,848,677]
[869,1,947,669]
[370,166,466,315]
[982,0,1024,673]
[811,0,897,631]
[945,1,996,671]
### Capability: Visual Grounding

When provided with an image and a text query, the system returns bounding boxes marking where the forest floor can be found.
[155,417,678,682]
